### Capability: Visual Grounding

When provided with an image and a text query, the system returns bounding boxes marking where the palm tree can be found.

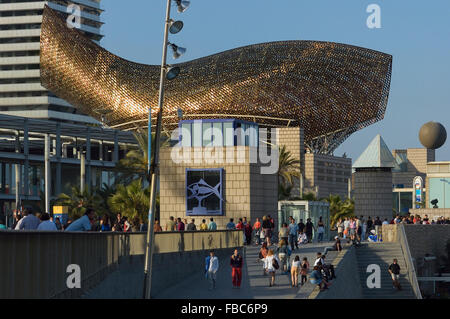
[325,195,355,229]
[115,129,170,185]
[302,192,318,201]
[96,183,117,219]
[108,179,150,221]
[278,183,293,200]
[278,145,301,199]
[55,186,102,219]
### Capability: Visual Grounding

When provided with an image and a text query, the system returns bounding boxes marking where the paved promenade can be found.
[155,241,335,299]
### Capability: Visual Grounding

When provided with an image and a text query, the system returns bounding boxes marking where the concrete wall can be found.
[382,224,450,269]
[402,225,450,261]
[313,247,363,299]
[354,169,393,220]
[408,148,435,175]
[159,147,277,230]
[0,230,243,299]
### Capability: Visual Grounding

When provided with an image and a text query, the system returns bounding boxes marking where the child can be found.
[300,257,309,285]
[291,256,301,287]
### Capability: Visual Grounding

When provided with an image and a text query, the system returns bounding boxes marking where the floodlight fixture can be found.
[169,19,184,34]
[176,0,190,13]
[169,43,186,59]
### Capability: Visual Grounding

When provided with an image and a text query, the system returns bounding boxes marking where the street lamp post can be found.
[143,0,188,299]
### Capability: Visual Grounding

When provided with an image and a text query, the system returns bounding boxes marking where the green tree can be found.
[325,195,355,229]
[302,192,318,201]
[55,186,102,219]
[278,145,301,200]
[115,129,170,185]
[108,179,150,221]
[96,183,117,219]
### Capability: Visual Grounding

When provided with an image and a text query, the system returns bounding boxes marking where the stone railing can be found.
[0,230,243,299]
[381,224,422,299]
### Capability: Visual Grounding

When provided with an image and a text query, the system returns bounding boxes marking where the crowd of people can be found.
[0,208,150,233]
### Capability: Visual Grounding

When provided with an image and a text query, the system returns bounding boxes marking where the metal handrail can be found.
[398,224,422,299]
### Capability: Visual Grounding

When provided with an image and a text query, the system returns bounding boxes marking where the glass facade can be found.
[278,201,330,241]
[393,191,413,214]
[429,177,450,208]
[179,119,259,148]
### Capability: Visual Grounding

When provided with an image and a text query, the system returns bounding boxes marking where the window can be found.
[212,123,222,147]
[202,123,212,146]
[181,123,191,147]
[192,121,202,147]
[224,122,234,146]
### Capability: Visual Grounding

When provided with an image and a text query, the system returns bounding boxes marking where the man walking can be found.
[305,218,314,243]
[230,249,243,288]
[388,259,402,290]
[288,219,298,251]
[205,251,219,290]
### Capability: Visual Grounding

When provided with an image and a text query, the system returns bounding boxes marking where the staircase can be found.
[355,242,416,299]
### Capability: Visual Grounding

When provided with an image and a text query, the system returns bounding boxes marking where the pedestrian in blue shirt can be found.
[226,218,236,230]
[65,208,95,232]
[288,219,299,251]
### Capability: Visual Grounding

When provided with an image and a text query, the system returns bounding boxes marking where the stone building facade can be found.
[278,127,351,200]
[159,146,278,230]
[392,148,435,187]
[353,168,393,220]
[304,153,352,199]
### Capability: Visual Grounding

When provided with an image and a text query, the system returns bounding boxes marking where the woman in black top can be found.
[262,216,273,246]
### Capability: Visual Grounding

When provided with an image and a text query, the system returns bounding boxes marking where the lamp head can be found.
[169,19,184,34]
[166,66,180,80]
[175,0,190,13]
[169,43,186,59]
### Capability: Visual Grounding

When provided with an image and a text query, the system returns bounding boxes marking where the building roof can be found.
[0,113,136,151]
[39,6,393,155]
[353,134,397,169]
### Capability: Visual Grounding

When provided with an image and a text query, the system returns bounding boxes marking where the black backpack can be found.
[272,258,279,270]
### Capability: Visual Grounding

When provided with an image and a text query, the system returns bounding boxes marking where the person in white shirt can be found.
[343,218,350,239]
[37,213,57,231]
[263,249,279,287]
[205,251,219,290]
[314,252,325,267]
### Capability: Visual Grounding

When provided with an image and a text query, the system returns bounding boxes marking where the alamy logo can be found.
[366,264,381,289]
[66,264,81,289]
[67,4,81,29]
[170,123,279,175]
[366,4,381,29]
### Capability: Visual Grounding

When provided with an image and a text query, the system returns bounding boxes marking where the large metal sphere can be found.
[419,122,447,149]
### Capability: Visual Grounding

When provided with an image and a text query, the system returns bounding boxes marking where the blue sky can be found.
[100,0,450,162]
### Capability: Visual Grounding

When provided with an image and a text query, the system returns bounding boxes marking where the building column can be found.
[44,134,51,214]
[23,119,29,200]
[86,128,91,191]
[15,130,20,211]
[56,123,62,196]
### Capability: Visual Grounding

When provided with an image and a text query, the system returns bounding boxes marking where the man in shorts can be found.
[388,259,402,290]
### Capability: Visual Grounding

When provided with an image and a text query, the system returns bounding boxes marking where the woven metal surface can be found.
[40,6,392,154]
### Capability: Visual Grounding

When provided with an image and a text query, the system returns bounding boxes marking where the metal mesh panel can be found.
[40,6,392,154]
